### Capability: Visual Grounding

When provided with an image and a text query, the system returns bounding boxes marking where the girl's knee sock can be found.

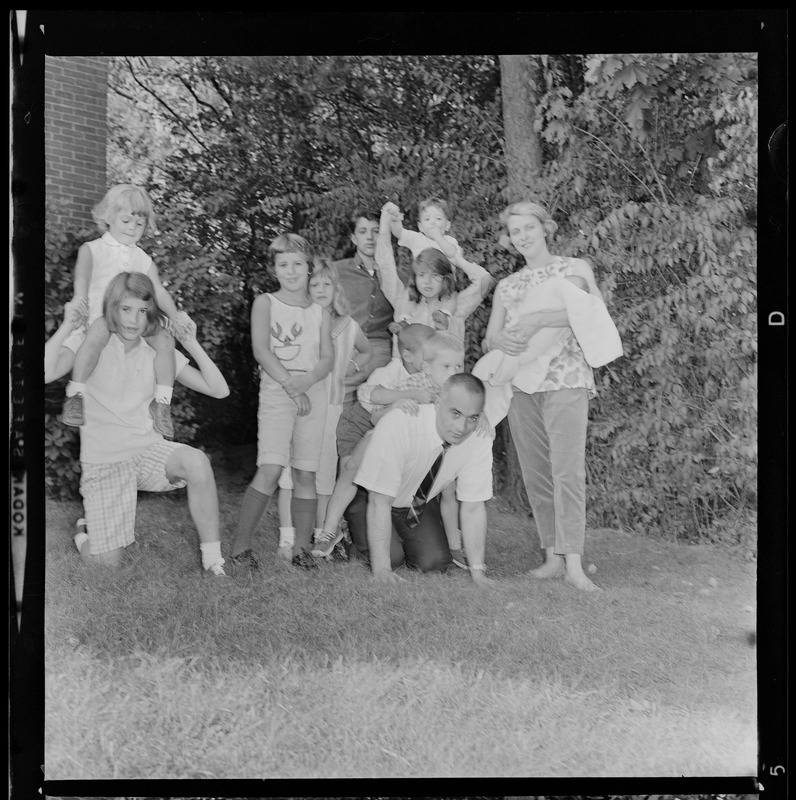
[290,496,318,554]
[233,486,271,556]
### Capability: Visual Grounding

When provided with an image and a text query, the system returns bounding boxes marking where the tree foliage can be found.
[530,53,757,549]
[45,53,756,551]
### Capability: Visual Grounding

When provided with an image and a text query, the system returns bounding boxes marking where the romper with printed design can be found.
[256,294,328,470]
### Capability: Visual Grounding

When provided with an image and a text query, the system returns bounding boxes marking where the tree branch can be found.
[573,125,663,206]
[176,75,226,122]
[596,101,671,205]
[123,57,207,152]
[207,75,235,112]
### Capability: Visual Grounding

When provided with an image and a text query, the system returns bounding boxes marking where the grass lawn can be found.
[44,448,757,779]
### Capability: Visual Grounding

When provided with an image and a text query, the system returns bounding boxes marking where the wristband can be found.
[469,564,486,571]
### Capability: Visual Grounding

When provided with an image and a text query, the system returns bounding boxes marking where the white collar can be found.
[102,231,134,248]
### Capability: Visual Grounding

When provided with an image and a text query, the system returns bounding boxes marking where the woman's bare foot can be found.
[564,572,602,592]
[528,558,565,579]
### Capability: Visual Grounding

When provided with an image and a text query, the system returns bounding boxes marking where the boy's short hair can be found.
[349,209,380,228]
[418,196,451,219]
[92,184,156,235]
[422,331,464,363]
[268,233,314,271]
[396,323,436,356]
[103,271,161,338]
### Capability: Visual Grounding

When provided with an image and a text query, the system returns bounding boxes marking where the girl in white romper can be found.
[229,234,334,570]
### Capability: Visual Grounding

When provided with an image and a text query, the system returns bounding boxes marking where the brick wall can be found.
[45,56,110,235]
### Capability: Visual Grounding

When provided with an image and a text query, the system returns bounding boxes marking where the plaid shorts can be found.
[80,440,188,555]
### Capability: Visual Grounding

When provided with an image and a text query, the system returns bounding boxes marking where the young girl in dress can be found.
[229,234,334,571]
[275,260,373,559]
[58,184,196,439]
[376,202,493,352]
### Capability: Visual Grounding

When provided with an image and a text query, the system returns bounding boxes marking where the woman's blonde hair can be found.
[92,184,156,235]
[498,200,558,252]
[310,258,350,318]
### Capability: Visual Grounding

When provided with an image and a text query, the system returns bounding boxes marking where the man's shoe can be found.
[229,549,261,571]
[59,394,85,426]
[450,548,469,569]
[291,550,319,571]
[311,527,345,558]
[149,399,175,439]
[204,562,228,579]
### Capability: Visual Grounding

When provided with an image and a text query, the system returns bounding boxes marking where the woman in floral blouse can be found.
[483,200,606,592]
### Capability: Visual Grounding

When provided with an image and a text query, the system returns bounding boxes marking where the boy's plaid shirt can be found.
[370,371,440,414]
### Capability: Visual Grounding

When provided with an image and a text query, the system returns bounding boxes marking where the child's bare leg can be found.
[145,326,176,439]
[77,541,125,568]
[277,486,295,556]
[315,493,330,530]
[311,435,370,555]
[61,317,111,426]
[278,486,292,525]
[72,317,111,382]
[73,520,124,567]
[165,444,228,577]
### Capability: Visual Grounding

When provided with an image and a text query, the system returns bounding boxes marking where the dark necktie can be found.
[405,443,450,528]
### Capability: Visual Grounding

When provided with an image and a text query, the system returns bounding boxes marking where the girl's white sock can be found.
[154,384,173,404]
[66,381,86,397]
[278,526,295,549]
[199,540,224,569]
